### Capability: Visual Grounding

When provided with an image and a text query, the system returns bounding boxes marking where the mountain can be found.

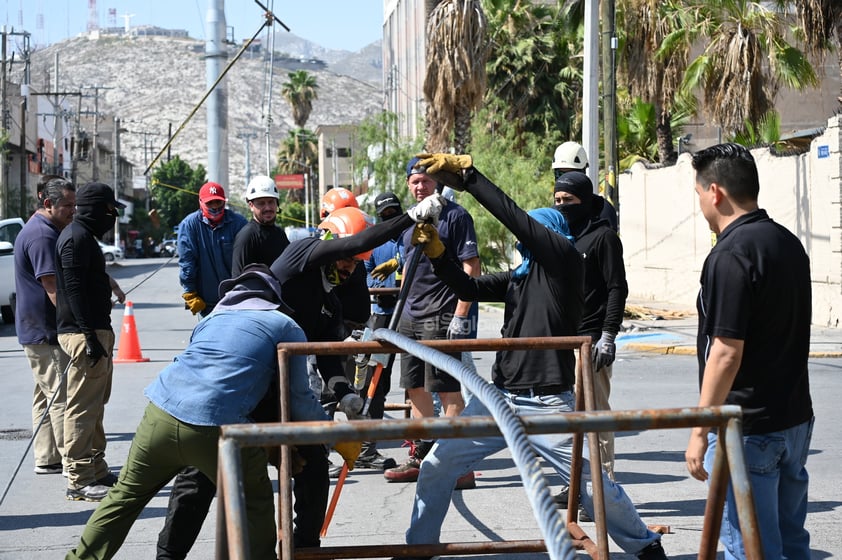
[19,32,383,197]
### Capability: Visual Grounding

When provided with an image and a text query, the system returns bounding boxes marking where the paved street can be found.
[0,258,840,559]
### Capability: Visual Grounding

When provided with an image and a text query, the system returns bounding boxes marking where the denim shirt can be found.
[144,309,328,426]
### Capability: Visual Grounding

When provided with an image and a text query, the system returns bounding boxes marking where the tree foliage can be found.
[281,70,319,128]
[458,108,554,271]
[150,156,206,232]
[351,111,424,213]
[424,0,489,152]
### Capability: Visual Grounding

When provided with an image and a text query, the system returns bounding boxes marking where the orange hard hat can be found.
[320,187,359,219]
[318,206,375,261]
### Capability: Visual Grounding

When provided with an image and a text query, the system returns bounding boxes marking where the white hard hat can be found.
[552,142,589,170]
[245,175,279,201]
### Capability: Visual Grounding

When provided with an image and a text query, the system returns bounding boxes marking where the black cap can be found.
[374,192,402,217]
[76,182,126,209]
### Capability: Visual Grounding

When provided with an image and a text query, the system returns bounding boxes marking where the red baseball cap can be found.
[199,182,226,203]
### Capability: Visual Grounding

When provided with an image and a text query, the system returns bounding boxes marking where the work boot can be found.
[66,483,110,502]
[355,442,397,470]
[383,440,434,482]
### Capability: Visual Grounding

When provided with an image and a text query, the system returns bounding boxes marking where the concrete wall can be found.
[619,115,842,327]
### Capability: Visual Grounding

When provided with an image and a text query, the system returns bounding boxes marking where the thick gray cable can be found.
[373,328,576,560]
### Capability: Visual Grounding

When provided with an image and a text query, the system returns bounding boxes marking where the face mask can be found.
[75,205,117,238]
[200,201,225,226]
[555,202,589,230]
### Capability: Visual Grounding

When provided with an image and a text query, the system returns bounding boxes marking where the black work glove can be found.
[85,333,107,366]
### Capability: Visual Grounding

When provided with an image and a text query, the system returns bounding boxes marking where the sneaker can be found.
[577,505,592,522]
[34,463,63,475]
[455,471,476,490]
[97,472,119,487]
[355,449,397,470]
[553,485,570,507]
[636,541,668,560]
[328,460,343,479]
[383,440,434,483]
[66,483,110,502]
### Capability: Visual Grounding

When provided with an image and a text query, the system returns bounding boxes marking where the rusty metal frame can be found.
[215,337,761,560]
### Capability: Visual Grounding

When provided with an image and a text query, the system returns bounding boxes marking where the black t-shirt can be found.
[433,170,584,390]
[231,220,290,276]
[696,209,813,435]
[55,221,112,334]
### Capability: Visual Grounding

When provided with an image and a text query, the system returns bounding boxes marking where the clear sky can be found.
[5,0,383,52]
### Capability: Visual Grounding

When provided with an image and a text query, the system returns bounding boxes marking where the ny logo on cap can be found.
[209,186,219,195]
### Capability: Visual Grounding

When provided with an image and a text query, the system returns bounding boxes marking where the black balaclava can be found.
[75,204,117,238]
[554,171,594,235]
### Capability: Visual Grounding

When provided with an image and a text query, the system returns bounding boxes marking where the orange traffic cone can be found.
[114,301,150,363]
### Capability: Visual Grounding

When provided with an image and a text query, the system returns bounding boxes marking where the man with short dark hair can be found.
[15,176,76,476]
[232,175,289,275]
[56,182,125,502]
[686,143,814,559]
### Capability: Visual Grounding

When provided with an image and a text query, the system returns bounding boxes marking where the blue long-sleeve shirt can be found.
[177,209,248,306]
[145,309,328,426]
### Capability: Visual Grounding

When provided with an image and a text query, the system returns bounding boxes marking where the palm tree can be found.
[617,0,694,164]
[681,0,818,136]
[483,0,580,148]
[423,0,489,153]
[281,71,319,128]
[776,0,842,108]
[275,128,317,204]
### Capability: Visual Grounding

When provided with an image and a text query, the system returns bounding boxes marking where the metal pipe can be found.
[221,406,744,447]
[271,336,592,356]
[723,417,764,560]
[217,437,248,560]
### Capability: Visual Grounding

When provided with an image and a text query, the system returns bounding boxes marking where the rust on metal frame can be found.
[215,336,760,560]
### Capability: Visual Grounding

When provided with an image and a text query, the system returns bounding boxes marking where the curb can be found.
[623,343,697,355]
[623,343,842,359]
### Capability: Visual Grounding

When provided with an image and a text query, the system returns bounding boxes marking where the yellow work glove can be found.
[411,223,445,259]
[415,153,474,191]
[334,441,362,471]
[371,258,399,282]
[182,291,207,315]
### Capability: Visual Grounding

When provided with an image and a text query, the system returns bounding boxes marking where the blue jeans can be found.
[704,417,813,560]
[406,389,661,554]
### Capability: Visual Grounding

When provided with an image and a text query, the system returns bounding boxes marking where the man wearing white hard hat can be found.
[232,175,290,275]
[551,141,618,232]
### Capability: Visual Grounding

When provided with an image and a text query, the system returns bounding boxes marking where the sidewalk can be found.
[617,300,842,358]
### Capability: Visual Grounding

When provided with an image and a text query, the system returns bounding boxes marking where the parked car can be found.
[98,240,124,263]
[159,238,178,257]
[0,217,25,324]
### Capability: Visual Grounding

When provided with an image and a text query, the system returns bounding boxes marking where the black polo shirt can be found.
[696,209,813,435]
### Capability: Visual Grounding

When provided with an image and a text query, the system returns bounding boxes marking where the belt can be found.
[506,384,570,397]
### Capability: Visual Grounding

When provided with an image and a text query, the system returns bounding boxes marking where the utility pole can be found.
[1,26,9,218]
[236,129,257,188]
[601,0,619,224]
[583,0,600,190]
[80,84,113,181]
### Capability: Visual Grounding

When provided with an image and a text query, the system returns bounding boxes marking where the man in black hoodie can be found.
[553,172,629,502]
[56,182,125,502]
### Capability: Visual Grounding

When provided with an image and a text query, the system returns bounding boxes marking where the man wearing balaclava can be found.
[55,182,126,502]
[176,181,247,318]
[553,171,629,499]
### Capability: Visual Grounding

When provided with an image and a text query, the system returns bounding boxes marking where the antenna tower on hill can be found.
[87,0,98,32]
